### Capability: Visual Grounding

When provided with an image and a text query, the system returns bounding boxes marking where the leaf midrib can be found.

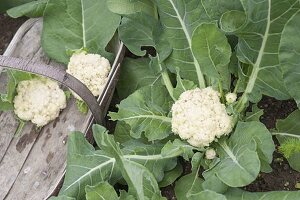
[80,0,86,47]
[167,0,205,88]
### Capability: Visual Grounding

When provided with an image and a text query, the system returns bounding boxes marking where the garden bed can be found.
[1,12,300,200]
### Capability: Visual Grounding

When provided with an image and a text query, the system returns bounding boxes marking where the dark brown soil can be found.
[0,14,26,55]
[1,14,300,199]
[246,97,300,192]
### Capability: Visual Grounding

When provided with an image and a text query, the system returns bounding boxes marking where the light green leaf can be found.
[213,121,274,187]
[76,100,88,114]
[230,121,274,168]
[7,0,47,18]
[120,141,177,182]
[107,0,157,16]
[85,182,118,200]
[109,85,173,141]
[117,58,158,99]
[161,139,196,161]
[223,0,300,104]
[189,190,227,200]
[276,110,300,172]
[225,188,300,200]
[279,11,300,108]
[216,140,259,187]
[191,23,232,87]
[42,0,120,64]
[156,0,211,87]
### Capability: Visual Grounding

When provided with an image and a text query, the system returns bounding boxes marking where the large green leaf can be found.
[222,0,300,104]
[7,0,47,18]
[208,121,274,187]
[109,85,173,141]
[276,110,300,172]
[279,11,300,108]
[155,0,212,87]
[225,188,300,200]
[230,121,274,171]
[42,0,120,64]
[216,140,259,187]
[92,125,165,200]
[58,133,117,199]
[57,125,186,199]
[117,58,158,99]
[191,23,232,89]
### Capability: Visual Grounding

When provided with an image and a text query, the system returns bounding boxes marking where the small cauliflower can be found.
[67,52,111,100]
[171,87,233,147]
[14,78,66,127]
[225,92,237,104]
[205,148,217,160]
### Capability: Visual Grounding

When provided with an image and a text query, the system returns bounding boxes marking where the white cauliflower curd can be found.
[225,92,237,104]
[14,78,66,127]
[171,87,233,147]
[205,148,217,160]
[67,52,111,100]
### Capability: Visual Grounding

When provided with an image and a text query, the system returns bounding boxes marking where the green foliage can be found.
[76,100,88,114]
[109,85,173,141]
[42,0,120,64]
[276,110,300,172]
[0,0,33,13]
[7,0,47,18]
[55,125,193,199]
[279,11,300,108]
[279,138,300,159]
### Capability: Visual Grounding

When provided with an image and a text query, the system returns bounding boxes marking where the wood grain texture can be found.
[0,18,119,200]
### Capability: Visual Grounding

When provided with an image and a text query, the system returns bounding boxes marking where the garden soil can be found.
[1,14,299,200]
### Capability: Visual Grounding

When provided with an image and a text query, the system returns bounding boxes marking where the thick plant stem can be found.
[272,132,300,139]
[156,53,176,101]
[161,70,176,101]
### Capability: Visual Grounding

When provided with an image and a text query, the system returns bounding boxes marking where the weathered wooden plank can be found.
[0,18,124,200]
[0,19,84,199]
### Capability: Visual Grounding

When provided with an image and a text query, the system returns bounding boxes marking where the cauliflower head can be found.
[171,87,233,147]
[226,92,237,104]
[67,52,111,100]
[205,148,217,160]
[14,78,67,127]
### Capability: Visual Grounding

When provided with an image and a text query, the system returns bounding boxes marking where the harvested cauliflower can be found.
[67,52,111,100]
[171,87,233,147]
[14,78,66,127]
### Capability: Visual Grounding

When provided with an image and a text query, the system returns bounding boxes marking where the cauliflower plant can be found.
[14,78,67,127]
[67,52,111,100]
[171,87,233,147]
